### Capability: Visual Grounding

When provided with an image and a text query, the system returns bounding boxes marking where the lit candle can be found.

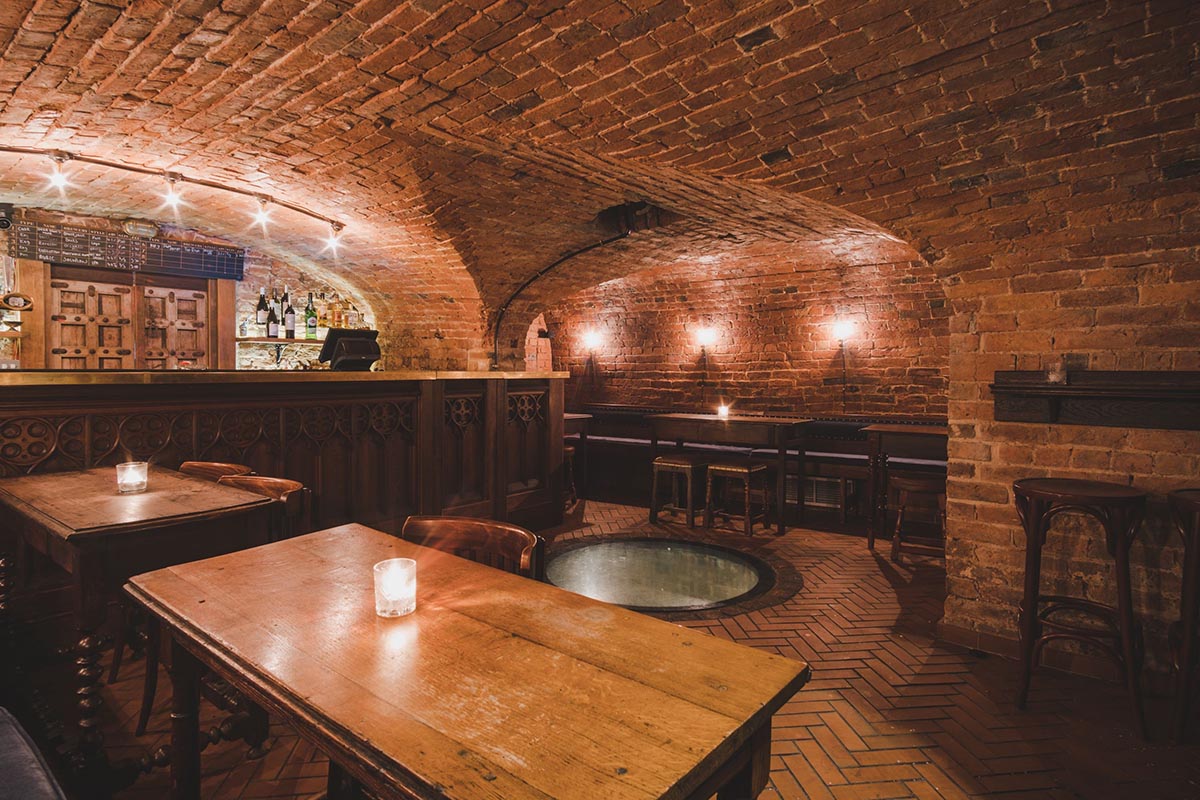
[115,461,148,494]
[717,404,730,418]
[374,558,417,618]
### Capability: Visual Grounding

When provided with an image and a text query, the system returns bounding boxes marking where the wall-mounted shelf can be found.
[236,337,323,345]
[0,331,26,339]
[235,337,323,365]
[992,370,1200,431]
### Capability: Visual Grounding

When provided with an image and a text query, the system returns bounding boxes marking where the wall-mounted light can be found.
[582,329,603,351]
[717,403,730,419]
[832,318,857,413]
[695,327,718,348]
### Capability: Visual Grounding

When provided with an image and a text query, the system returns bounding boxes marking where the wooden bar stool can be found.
[1169,488,1200,743]
[650,454,708,528]
[889,473,946,562]
[1013,477,1148,736]
[178,461,254,481]
[704,460,770,536]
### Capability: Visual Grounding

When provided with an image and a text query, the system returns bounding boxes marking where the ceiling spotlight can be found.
[47,152,70,189]
[325,221,344,253]
[253,196,271,228]
[163,173,182,208]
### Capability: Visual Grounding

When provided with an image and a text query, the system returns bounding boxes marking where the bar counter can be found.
[0,370,567,532]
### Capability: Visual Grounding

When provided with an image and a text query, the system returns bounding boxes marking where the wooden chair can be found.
[217,475,309,542]
[401,515,544,580]
[178,461,254,481]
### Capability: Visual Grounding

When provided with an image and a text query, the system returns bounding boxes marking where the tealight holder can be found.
[116,461,149,494]
[374,558,417,618]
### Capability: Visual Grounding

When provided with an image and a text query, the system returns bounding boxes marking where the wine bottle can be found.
[255,288,268,325]
[305,293,318,339]
[346,302,360,327]
[330,293,344,328]
[266,304,279,338]
[317,292,329,327]
[284,297,296,339]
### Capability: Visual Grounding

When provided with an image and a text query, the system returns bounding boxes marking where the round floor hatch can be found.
[546,537,770,612]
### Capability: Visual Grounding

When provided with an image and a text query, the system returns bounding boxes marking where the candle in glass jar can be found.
[116,461,149,494]
[717,404,730,418]
[374,558,417,618]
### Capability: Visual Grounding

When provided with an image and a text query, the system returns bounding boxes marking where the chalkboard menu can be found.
[7,221,244,280]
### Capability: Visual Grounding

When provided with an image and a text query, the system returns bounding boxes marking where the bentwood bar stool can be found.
[1169,489,1200,743]
[1013,478,1148,737]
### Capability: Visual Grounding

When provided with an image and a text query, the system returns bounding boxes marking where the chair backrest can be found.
[401,515,544,580]
[179,461,254,482]
[217,475,306,516]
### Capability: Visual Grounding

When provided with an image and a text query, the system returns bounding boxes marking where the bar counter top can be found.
[0,369,567,386]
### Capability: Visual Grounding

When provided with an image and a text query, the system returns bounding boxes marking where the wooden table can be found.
[127,524,810,800]
[648,414,809,536]
[564,412,592,499]
[0,465,273,784]
[863,424,949,548]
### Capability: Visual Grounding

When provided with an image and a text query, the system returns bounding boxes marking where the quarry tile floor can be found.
[94,502,1200,799]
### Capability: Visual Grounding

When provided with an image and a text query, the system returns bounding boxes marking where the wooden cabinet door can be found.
[140,286,208,370]
[48,278,134,370]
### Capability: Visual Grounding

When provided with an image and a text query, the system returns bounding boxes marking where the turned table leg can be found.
[169,637,201,800]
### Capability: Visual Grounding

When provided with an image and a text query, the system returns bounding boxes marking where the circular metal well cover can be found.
[546,538,769,612]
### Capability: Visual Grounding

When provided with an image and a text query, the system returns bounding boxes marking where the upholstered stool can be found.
[1012,477,1148,736]
[888,473,946,562]
[650,454,708,528]
[563,444,578,509]
[704,460,771,536]
[1169,489,1200,743]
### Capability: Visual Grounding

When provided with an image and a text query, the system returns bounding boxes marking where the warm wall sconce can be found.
[581,329,603,351]
[695,327,718,348]
[832,319,857,413]
[717,404,730,418]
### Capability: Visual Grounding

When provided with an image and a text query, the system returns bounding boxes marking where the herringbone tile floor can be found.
[99,502,1200,799]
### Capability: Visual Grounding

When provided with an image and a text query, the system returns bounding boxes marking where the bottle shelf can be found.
[0,331,26,339]
[236,337,323,345]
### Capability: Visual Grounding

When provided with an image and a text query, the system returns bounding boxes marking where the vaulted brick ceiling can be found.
[0,1,1193,367]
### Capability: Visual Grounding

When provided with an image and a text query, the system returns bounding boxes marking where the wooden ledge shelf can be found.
[0,331,26,339]
[235,337,323,345]
[992,370,1200,431]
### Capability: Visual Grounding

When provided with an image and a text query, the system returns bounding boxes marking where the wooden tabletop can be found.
[563,412,593,420]
[649,413,810,425]
[861,423,949,437]
[0,465,273,538]
[127,524,810,800]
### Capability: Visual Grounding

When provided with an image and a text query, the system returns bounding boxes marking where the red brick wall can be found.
[543,244,949,418]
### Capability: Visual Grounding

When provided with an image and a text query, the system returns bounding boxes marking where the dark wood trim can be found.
[991,370,1200,430]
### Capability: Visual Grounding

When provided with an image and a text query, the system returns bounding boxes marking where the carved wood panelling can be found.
[0,377,563,532]
[441,393,487,510]
[506,391,547,493]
